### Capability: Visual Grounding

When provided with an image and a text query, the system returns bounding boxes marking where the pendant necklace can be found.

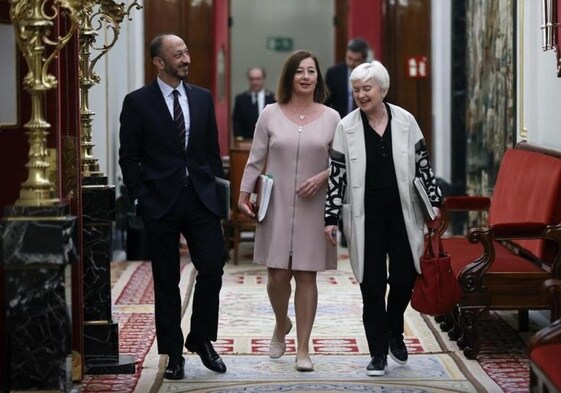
[292,103,314,121]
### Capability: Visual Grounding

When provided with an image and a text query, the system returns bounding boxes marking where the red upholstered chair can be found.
[529,279,561,393]
[439,142,561,359]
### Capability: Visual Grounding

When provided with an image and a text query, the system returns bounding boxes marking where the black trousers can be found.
[360,189,417,356]
[143,185,225,357]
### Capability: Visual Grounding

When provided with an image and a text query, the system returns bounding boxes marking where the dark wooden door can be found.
[144,0,213,88]
[335,0,349,63]
[143,0,230,155]
[383,0,433,150]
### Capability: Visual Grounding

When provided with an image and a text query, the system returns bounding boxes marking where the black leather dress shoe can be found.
[164,355,185,380]
[185,340,227,373]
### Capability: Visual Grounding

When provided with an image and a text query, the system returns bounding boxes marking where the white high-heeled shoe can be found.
[268,316,292,359]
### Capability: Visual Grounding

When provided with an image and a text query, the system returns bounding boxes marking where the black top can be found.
[361,103,399,197]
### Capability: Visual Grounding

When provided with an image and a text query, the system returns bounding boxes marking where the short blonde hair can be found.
[349,60,390,94]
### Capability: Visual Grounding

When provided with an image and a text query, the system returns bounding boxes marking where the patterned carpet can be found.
[80,243,542,393]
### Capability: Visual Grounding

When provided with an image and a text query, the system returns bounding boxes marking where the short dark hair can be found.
[149,35,169,59]
[246,67,266,79]
[276,50,328,104]
[347,37,369,59]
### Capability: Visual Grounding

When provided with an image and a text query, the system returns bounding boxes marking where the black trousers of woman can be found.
[360,189,417,356]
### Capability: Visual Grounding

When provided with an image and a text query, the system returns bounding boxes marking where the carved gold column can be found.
[10,0,80,206]
[78,0,141,179]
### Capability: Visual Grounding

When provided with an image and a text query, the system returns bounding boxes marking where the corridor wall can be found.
[520,0,561,150]
[89,8,144,191]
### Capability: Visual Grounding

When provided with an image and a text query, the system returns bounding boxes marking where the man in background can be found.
[232,67,275,139]
[325,37,370,118]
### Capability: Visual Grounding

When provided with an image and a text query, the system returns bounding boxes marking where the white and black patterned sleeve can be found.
[415,139,442,207]
[324,148,347,226]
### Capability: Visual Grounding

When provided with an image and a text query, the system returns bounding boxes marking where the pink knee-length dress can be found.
[240,103,339,271]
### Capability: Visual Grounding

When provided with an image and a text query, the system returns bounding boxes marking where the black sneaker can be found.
[366,355,387,376]
[389,335,408,365]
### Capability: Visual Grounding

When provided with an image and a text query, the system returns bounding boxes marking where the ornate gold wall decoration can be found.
[78,0,141,178]
[10,0,81,206]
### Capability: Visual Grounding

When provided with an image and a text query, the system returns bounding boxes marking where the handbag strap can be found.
[433,229,446,256]
[425,229,446,258]
[424,230,435,258]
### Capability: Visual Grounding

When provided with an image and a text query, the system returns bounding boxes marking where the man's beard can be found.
[165,63,188,81]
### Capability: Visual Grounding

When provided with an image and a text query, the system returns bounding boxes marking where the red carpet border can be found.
[81,261,158,393]
[476,312,531,392]
[115,262,155,305]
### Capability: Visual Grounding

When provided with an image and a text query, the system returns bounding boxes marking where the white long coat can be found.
[335,104,426,283]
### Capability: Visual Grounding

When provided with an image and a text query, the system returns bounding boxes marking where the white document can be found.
[413,177,436,221]
[256,174,274,222]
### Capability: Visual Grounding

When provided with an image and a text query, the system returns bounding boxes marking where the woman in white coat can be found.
[323,60,442,377]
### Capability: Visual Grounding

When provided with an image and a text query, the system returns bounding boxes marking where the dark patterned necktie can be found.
[172,89,185,150]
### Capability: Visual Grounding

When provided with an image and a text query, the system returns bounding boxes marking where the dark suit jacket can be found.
[325,63,351,119]
[232,90,275,139]
[119,80,224,220]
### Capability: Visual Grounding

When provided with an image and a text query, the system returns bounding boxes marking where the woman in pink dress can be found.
[238,50,340,371]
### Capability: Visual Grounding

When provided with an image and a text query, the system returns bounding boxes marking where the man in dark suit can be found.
[325,37,369,247]
[119,34,227,380]
[232,67,275,139]
[325,38,370,118]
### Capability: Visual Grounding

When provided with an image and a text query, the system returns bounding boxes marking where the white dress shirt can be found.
[252,89,266,115]
[157,77,190,175]
[157,77,191,150]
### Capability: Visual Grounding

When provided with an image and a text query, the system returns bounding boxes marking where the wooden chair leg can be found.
[458,306,485,359]
[448,307,462,340]
[439,312,455,332]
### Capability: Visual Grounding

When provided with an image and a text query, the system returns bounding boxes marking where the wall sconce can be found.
[541,0,557,50]
[541,0,561,76]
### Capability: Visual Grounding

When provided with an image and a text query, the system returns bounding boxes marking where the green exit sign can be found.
[266,37,293,52]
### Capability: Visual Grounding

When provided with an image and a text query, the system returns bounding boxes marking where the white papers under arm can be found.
[413,177,436,221]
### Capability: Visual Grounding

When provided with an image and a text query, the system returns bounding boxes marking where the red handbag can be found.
[411,229,461,316]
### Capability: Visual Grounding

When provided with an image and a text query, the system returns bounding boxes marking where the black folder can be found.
[215,177,231,219]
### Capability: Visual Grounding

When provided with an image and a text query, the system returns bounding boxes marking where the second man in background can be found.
[232,67,276,139]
